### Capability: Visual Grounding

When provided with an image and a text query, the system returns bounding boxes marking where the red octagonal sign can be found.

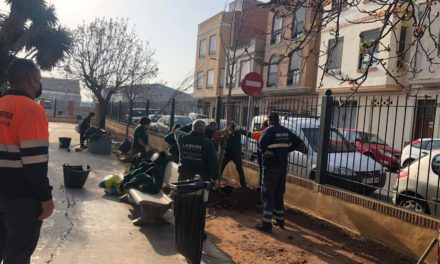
[241,72,264,96]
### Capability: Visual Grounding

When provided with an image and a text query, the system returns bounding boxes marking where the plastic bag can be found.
[98,174,124,195]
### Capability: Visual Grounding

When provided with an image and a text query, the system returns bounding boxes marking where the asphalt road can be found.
[32,122,231,264]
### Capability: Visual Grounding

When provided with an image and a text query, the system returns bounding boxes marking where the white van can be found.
[248,116,386,194]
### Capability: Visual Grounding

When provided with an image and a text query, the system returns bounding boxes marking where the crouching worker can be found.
[132,117,151,156]
[174,120,219,182]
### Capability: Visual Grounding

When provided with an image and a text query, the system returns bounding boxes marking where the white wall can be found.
[317,3,407,92]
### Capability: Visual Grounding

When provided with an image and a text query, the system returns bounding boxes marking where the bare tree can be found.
[64,18,143,128]
[123,41,158,138]
[260,0,440,100]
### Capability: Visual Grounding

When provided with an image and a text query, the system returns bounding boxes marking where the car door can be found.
[288,133,310,178]
[428,154,440,217]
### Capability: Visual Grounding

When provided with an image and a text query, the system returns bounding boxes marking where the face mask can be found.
[35,83,42,99]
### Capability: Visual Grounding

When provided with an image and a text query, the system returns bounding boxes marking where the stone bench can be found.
[126,161,179,225]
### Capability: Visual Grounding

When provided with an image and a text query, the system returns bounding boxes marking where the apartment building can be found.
[408,2,440,140]
[262,3,320,97]
[193,0,268,121]
[314,0,419,147]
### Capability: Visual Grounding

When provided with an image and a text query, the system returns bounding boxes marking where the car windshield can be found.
[358,132,387,145]
[303,128,355,153]
[176,116,192,125]
[131,109,145,117]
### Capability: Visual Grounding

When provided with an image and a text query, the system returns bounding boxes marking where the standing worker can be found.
[221,122,247,188]
[164,124,181,163]
[0,59,54,263]
[132,116,151,156]
[258,112,297,232]
[79,112,95,148]
[174,120,219,182]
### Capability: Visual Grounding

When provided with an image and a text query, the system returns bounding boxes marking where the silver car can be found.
[393,149,440,217]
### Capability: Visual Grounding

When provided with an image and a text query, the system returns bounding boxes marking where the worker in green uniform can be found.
[164,124,181,163]
[132,116,151,156]
[79,112,95,148]
[174,120,219,182]
[221,122,246,187]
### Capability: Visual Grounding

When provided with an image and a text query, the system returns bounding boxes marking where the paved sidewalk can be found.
[32,122,230,264]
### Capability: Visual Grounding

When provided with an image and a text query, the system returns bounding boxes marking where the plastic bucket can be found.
[63,164,91,188]
[59,137,72,149]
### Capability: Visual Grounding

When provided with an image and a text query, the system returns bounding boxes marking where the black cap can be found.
[268,112,279,122]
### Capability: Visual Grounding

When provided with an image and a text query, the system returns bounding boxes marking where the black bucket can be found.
[63,164,91,188]
[59,137,72,149]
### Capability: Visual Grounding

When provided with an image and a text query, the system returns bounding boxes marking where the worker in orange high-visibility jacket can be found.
[0,59,53,264]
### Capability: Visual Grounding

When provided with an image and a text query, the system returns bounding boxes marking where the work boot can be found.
[273,220,285,230]
[256,223,272,233]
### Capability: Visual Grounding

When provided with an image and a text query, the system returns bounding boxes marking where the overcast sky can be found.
[0,0,237,87]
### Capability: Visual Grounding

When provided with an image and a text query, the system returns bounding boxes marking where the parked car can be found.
[152,115,192,134]
[188,112,208,121]
[400,138,440,168]
[339,129,401,172]
[248,116,385,194]
[393,149,440,217]
[126,108,160,124]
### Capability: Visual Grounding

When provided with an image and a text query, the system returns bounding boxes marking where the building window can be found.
[327,37,344,71]
[239,60,251,84]
[219,69,225,88]
[199,39,206,57]
[209,35,216,55]
[206,69,214,88]
[292,7,305,39]
[197,71,204,89]
[288,51,300,86]
[359,29,380,69]
[267,55,279,87]
[397,27,407,69]
[271,13,282,45]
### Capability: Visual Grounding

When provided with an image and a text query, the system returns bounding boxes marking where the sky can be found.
[0,0,235,87]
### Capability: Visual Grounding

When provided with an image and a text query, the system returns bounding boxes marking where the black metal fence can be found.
[236,92,440,219]
[104,92,440,219]
[42,99,95,120]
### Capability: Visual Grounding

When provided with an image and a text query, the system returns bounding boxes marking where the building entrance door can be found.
[414,99,436,140]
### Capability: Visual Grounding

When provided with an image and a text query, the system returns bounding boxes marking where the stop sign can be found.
[241,72,264,96]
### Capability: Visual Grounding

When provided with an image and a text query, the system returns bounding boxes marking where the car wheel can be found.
[398,197,429,214]
[402,159,414,168]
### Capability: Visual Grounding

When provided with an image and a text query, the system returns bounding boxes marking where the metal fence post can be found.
[315,89,333,184]
[118,101,122,122]
[170,98,175,131]
[53,99,57,117]
[215,96,221,126]
[145,100,150,117]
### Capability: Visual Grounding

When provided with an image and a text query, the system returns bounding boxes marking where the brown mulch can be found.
[205,190,414,264]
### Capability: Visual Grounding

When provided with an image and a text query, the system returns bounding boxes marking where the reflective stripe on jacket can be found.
[0,89,52,201]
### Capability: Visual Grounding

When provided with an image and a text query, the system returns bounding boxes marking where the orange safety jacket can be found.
[0,89,52,201]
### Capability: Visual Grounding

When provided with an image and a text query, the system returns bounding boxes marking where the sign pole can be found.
[245,95,253,160]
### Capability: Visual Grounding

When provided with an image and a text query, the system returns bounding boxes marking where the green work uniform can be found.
[225,131,242,153]
[174,128,219,181]
[164,132,179,163]
[132,125,149,155]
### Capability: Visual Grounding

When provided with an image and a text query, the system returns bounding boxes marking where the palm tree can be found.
[0,0,71,88]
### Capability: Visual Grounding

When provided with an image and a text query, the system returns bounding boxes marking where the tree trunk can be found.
[98,100,109,129]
